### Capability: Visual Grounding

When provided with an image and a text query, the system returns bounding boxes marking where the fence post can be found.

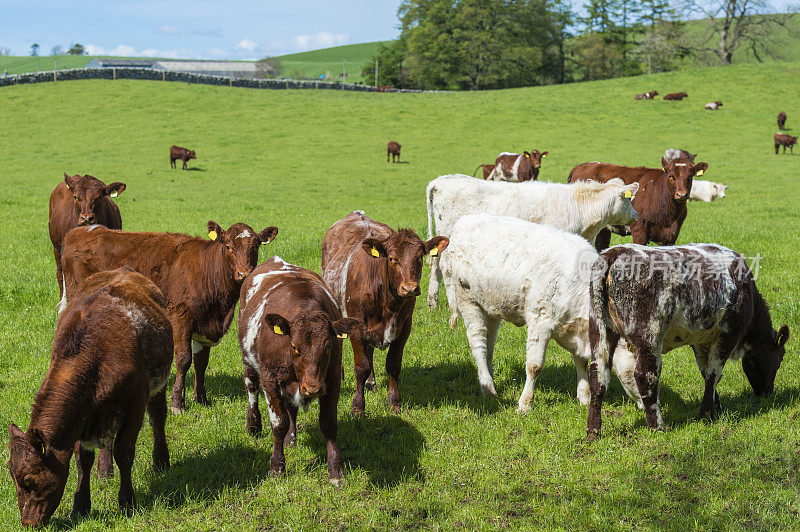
[113,68,116,81]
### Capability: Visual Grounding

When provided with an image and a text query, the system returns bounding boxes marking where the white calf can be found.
[442,214,641,411]
[689,179,727,202]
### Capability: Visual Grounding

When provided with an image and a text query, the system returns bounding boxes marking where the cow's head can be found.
[743,325,789,396]
[605,178,639,225]
[362,230,449,299]
[651,90,659,96]
[714,183,728,199]
[528,149,548,170]
[661,158,707,202]
[8,424,68,528]
[265,313,364,400]
[207,221,278,282]
[64,173,126,226]
[188,150,197,160]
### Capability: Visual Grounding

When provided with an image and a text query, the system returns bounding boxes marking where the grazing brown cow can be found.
[387,141,401,163]
[568,157,708,250]
[473,164,495,179]
[8,268,173,527]
[61,221,278,416]
[487,149,549,182]
[663,92,688,100]
[170,145,196,170]
[238,256,365,484]
[705,101,723,110]
[49,173,125,296]
[321,211,449,414]
[634,90,658,100]
[775,132,798,154]
[778,111,787,130]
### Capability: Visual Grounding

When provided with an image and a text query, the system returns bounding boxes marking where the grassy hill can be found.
[0,54,92,74]
[1,62,800,530]
[275,41,388,82]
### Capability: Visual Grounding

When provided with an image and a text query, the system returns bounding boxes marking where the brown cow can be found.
[61,221,278,416]
[49,173,125,296]
[778,111,787,130]
[8,268,173,527]
[170,145,196,169]
[775,132,798,154]
[487,149,549,182]
[238,256,365,484]
[387,141,401,163]
[473,164,495,179]
[663,92,688,100]
[634,90,659,100]
[568,157,708,250]
[321,211,449,414]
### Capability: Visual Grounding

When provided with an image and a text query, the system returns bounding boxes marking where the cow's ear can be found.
[332,318,362,339]
[541,151,549,158]
[8,423,25,446]
[207,220,223,241]
[64,173,77,190]
[621,182,639,198]
[265,313,291,336]
[523,151,530,158]
[778,325,790,347]
[693,162,708,177]
[28,428,47,457]
[661,157,670,172]
[425,236,449,257]
[362,238,387,258]
[105,182,126,198]
[258,226,278,244]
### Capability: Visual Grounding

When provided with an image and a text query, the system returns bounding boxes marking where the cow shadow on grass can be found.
[185,167,206,172]
[204,372,246,402]
[399,360,504,415]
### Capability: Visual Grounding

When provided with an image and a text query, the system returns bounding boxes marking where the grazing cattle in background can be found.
[49,173,125,296]
[425,174,638,309]
[237,257,365,484]
[705,101,723,110]
[321,210,449,414]
[387,141,401,163]
[8,268,173,527]
[587,244,790,440]
[442,214,642,409]
[778,111,787,130]
[170,145,196,170]
[663,92,688,100]
[568,157,708,250]
[775,133,798,154]
[487,149,548,182]
[690,179,728,202]
[473,164,495,179]
[664,149,696,164]
[61,221,278,415]
[634,90,659,100]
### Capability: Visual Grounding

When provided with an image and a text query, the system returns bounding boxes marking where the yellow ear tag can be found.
[542,153,547,158]
[696,169,704,176]
[429,247,438,256]
[525,153,530,158]
[624,189,632,199]
[337,333,348,339]
[273,325,284,335]
[208,230,217,240]
[110,191,118,198]
[371,247,380,258]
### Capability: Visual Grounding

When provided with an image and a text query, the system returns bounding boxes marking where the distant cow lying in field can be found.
[170,145,196,169]
[705,101,723,110]
[690,179,727,202]
[587,244,790,440]
[49,173,125,296]
[775,133,798,154]
[61,221,278,416]
[425,174,638,309]
[778,111,787,130]
[664,149,696,164]
[634,90,658,100]
[387,141,401,163]
[8,268,173,527]
[664,92,688,100]
[473,164,495,179]
[487,150,548,182]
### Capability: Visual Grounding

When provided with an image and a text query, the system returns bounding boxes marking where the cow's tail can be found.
[472,164,484,178]
[567,166,576,183]
[588,255,612,366]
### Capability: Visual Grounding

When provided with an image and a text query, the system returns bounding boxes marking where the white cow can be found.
[442,214,641,411]
[689,179,727,202]
[425,174,639,309]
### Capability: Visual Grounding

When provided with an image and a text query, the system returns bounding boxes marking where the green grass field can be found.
[276,41,386,82]
[1,61,799,530]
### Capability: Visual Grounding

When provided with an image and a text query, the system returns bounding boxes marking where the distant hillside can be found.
[0,55,92,74]
[274,41,388,82]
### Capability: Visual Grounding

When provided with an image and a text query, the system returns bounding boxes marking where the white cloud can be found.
[235,38,258,52]
[290,31,350,52]
[155,25,181,35]
[84,43,189,59]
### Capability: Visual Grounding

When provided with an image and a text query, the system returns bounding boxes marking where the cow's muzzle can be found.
[78,214,95,225]
[300,383,325,399]
[398,282,420,298]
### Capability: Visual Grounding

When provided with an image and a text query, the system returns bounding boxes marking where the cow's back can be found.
[568,162,657,185]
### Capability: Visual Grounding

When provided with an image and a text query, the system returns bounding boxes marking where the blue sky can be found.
[1,1,404,58]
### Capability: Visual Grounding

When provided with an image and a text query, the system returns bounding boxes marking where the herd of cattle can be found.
[6,125,792,526]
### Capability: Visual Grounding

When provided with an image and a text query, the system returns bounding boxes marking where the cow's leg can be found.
[244,363,263,436]
[427,254,442,310]
[461,302,497,397]
[54,246,64,298]
[284,397,298,448]
[587,321,618,441]
[319,373,343,484]
[96,444,114,479]
[182,158,188,170]
[630,224,650,246]
[262,382,289,477]
[594,228,612,252]
[694,342,729,419]
[148,387,170,471]
[485,316,501,377]
[114,404,145,514]
[169,323,193,414]
[351,339,374,415]
[574,354,591,405]
[192,343,211,406]
[386,322,411,413]
[387,151,390,163]
[517,323,552,413]
[633,343,664,430]
[72,443,94,517]
[612,343,643,409]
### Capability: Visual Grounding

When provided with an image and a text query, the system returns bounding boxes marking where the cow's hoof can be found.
[170,404,185,415]
[283,432,296,448]
[193,394,211,407]
[72,494,91,517]
[365,375,376,391]
[516,404,532,415]
[269,465,286,478]
[587,430,601,443]
[247,423,262,438]
[388,402,401,414]
[479,384,498,398]
[329,477,343,489]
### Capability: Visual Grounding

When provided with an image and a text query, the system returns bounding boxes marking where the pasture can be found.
[1,61,799,529]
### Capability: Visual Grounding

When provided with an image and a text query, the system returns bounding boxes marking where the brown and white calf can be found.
[775,133,798,154]
[634,90,658,100]
[8,268,173,527]
[487,149,548,182]
[170,145,196,169]
[237,256,365,484]
[705,101,723,110]
[49,173,125,296]
[387,141,401,163]
[778,111,787,130]
[587,244,790,440]
[61,221,278,415]
[321,211,449,414]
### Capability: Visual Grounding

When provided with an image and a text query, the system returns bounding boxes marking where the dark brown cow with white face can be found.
[48,173,125,296]
[237,256,365,484]
[387,141,401,163]
[568,157,708,250]
[170,145,196,169]
[61,221,278,422]
[775,132,798,154]
[487,149,549,182]
[8,268,173,527]
[321,211,449,414]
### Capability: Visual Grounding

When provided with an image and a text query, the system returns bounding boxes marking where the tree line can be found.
[362,0,796,90]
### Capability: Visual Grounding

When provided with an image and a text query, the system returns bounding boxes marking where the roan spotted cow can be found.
[237,256,365,484]
[170,145,196,170]
[322,211,449,414]
[8,268,173,527]
[442,214,642,409]
[49,173,126,296]
[775,133,798,154]
[425,174,639,309]
[486,150,548,182]
[587,244,790,440]
[705,101,723,110]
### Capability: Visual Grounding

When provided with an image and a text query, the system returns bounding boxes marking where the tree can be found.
[255,56,281,78]
[50,45,63,56]
[68,43,86,55]
[634,20,689,73]
[31,42,39,56]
